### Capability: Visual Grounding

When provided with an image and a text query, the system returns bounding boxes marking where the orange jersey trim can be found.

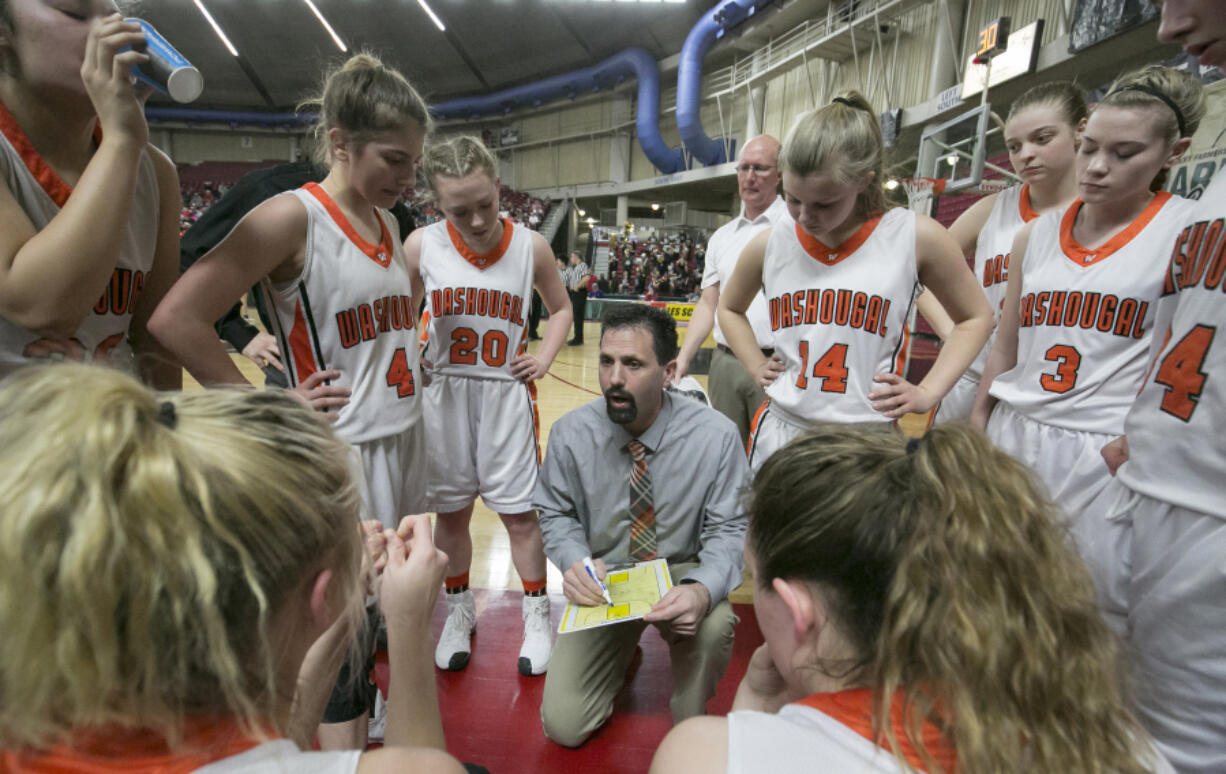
[0,99,101,208]
[894,324,911,378]
[446,218,515,270]
[795,215,883,267]
[302,182,394,268]
[746,398,771,458]
[0,717,271,774]
[1059,192,1173,268]
[288,300,319,384]
[1018,184,1038,222]
[527,379,542,465]
[794,689,957,773]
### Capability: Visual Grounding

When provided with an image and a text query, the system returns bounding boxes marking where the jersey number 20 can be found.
[450,327,510,368]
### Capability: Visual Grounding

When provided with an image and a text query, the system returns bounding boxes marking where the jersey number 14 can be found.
[795,342,850,392]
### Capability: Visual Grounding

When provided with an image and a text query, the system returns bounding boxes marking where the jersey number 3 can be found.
[1040,344,1081,394]
[795,342,849,393]
[1155,324,1215,422]
[386,348,416,398]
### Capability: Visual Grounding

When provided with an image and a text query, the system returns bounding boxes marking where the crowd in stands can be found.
[179,180,231,234]
[177,163,555,241]
[176,163,711,304]
[604,231,706,300]
[412,184,551,231]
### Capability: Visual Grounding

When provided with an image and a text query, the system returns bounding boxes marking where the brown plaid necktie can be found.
[627,439,657,560]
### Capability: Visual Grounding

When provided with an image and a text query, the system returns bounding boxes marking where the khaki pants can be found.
[708,346,766,448]
[540,562,738,747]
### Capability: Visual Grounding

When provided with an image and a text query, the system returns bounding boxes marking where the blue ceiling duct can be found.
[677,0,776,167]
[147,3,777,173]
[148,47,683,174]
[145,107,314,127]
[431,47,684,174]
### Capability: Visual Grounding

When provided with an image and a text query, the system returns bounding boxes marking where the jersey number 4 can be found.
[386,348,416,398]
[795,342,849,393]
[450,327,510,368]
[1154,324,1215,422]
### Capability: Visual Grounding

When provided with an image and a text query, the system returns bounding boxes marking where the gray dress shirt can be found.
[534,392,750,607]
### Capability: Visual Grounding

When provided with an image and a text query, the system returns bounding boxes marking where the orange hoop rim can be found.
[900,177,947,195]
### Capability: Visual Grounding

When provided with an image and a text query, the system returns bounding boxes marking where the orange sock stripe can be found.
[444,572,470,590]
[521,577,547,593]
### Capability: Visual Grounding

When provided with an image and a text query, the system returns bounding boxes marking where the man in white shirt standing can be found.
[674,135,790,445]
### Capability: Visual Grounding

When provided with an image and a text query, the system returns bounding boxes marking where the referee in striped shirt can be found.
[563,252,592,345]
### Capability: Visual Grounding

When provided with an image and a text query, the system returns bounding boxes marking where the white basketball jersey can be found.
[761,208,919,423]
[0,102,158,377]
[419,218,534,381]
[262,183,421,444]
[967,184,1039,380]
[1119,172,1226,517]
[989,192,1196,435]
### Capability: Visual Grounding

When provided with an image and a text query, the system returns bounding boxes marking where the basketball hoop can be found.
[901,177,946,217]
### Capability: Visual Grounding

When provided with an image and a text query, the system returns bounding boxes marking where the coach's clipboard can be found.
[558,559,673,634]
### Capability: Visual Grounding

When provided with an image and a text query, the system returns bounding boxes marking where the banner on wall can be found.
[597,299,695,324]
[1069,0,1157,53]
[664,303,694,323]
[1166,80,1226,201]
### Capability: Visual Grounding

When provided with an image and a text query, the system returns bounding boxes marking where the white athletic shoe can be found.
[518,595,553,676]
[435,590,476,671]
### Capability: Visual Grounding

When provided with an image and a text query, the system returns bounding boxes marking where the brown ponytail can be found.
[749,423,1156,774]
[302,52,431,166]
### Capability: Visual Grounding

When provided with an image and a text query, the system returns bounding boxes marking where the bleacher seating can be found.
[604,232,706,301]
[176,159,554,239]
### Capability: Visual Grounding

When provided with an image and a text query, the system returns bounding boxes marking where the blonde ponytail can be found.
[780,91,888,217]
[1099,64,1205,190]
[421,134,499,199]
[0,365,363,749]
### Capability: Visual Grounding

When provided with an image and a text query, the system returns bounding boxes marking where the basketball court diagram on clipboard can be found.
[558,559,672,634]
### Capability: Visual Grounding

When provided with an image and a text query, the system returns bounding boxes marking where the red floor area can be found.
[376,589,762,774]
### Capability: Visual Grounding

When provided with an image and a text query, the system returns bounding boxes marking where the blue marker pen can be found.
[582,556,614,606]
[125,19,203,103]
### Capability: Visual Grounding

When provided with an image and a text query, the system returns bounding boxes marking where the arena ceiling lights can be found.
[415,0,447,32]
[581,0,689,4]
[301,0,348,52]
[192,0,238,57]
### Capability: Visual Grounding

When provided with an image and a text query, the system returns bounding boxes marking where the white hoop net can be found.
[902,177,945,217]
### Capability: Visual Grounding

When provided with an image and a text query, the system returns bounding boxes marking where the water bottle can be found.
[125,18,203,104]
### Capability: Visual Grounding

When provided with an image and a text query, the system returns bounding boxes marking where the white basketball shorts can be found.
[350,421,430,529]
[424,373,540,514]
